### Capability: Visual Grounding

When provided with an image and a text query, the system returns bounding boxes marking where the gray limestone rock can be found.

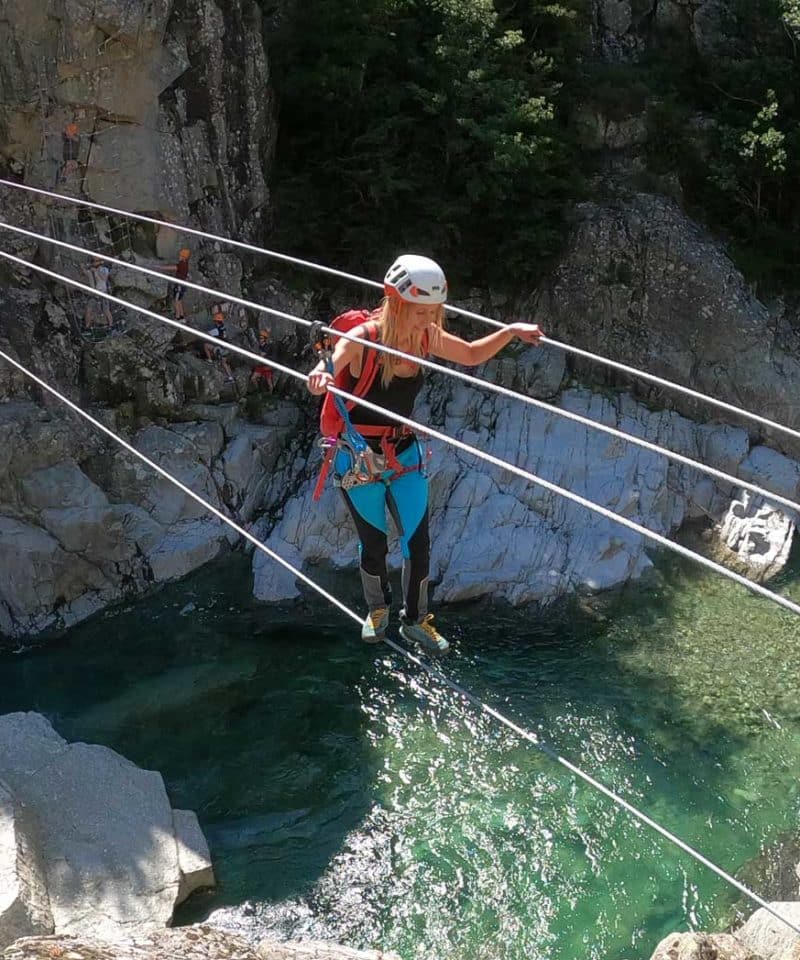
[536,195,800,458]
[0,783,52,950]
[146,517,230,581]
[254,380,797,608]
[648,932,759,960]
[718,492,795,582]
[735,903,800,960]
[0,517,108,634]
[21,463,108,512]
[0,928,400,960]
[0,714,214,943]
[173,810,215,906]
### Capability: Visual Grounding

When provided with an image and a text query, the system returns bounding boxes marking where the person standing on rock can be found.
[204,303,235,383]
[81,258,113,334]
[307,254,543,656]
[250,329,275,393]
[59,119,81,186]
[157,248,191,320]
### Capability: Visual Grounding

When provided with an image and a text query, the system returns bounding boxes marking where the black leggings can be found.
[340,491,430,622]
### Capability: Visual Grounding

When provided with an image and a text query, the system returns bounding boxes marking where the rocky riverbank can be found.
[0,712,399,960]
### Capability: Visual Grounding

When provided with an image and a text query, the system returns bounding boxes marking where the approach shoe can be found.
[361,607,389,644]
[399,614,450,657]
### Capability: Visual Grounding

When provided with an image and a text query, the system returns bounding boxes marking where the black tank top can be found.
[347,353,424,452]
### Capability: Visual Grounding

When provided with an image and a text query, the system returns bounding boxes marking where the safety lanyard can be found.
[311,323,368,453]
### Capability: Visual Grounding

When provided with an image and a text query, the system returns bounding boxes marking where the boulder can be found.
[735,902,800,960]
[0,713,215,942]
[717,492,795,581]
[172,810,215,906]
[146,517,230,581]
[21,463,108,512]
[0,517,108,633]
[648,932,759,959]
[0,783,52,949]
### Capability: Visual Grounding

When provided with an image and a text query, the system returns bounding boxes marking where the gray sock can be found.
[401,562,429,622]
[360,567,388,612]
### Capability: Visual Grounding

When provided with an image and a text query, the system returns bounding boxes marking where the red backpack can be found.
[318,308,382,438]
[312,309,381,501]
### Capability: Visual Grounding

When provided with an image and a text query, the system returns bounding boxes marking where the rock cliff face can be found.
[253,349,799,607]
[591,0,736,61]
[0,0,300,639]
[535,195,800,456]
[0,0,274,232]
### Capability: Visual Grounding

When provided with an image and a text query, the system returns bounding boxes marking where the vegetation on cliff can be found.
[271,0,800,295]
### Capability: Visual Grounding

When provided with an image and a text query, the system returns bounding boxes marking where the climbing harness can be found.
[310,316,373,500]
[331,426,428,493]
[310,318,430,500]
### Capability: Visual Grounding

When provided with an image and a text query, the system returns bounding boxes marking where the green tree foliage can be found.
[641,0,800,290]
[271,0,585,291]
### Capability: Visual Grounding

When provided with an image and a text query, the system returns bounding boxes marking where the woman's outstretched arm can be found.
[430,323,543,367]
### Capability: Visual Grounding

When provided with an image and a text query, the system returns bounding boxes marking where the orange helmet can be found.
[179,248,191,260]
[259,329,270,339]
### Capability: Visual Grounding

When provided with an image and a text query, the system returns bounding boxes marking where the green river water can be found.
[1,550,799,960]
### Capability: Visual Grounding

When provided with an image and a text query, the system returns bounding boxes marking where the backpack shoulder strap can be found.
[353,320,381,398]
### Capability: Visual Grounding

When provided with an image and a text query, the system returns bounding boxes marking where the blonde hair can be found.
[373,297,445,388]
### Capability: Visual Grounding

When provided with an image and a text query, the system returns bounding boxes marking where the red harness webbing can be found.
[312,425,427,501]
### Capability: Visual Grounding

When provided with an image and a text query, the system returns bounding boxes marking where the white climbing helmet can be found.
[383,254,448,304]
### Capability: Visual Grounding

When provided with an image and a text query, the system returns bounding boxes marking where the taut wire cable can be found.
[1,342,798,941]
[1,247,799,619]
[2,176,800,443]
[1,222,798,517]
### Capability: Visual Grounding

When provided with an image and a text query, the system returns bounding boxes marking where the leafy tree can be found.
[270,0,585,292]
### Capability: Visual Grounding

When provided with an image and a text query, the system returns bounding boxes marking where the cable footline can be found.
[331,386,800,619]
[2,228,798,518]
[3,177,799,445]
[1,346,798,942]
[2,248,799,618]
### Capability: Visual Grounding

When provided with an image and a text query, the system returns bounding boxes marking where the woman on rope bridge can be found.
[307,254,543,656]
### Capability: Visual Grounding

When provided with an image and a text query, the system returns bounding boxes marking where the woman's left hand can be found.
[509,322,544,345]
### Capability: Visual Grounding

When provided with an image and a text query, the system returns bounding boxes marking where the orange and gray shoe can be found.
[399,613,449,656]
[361,607,389,643]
